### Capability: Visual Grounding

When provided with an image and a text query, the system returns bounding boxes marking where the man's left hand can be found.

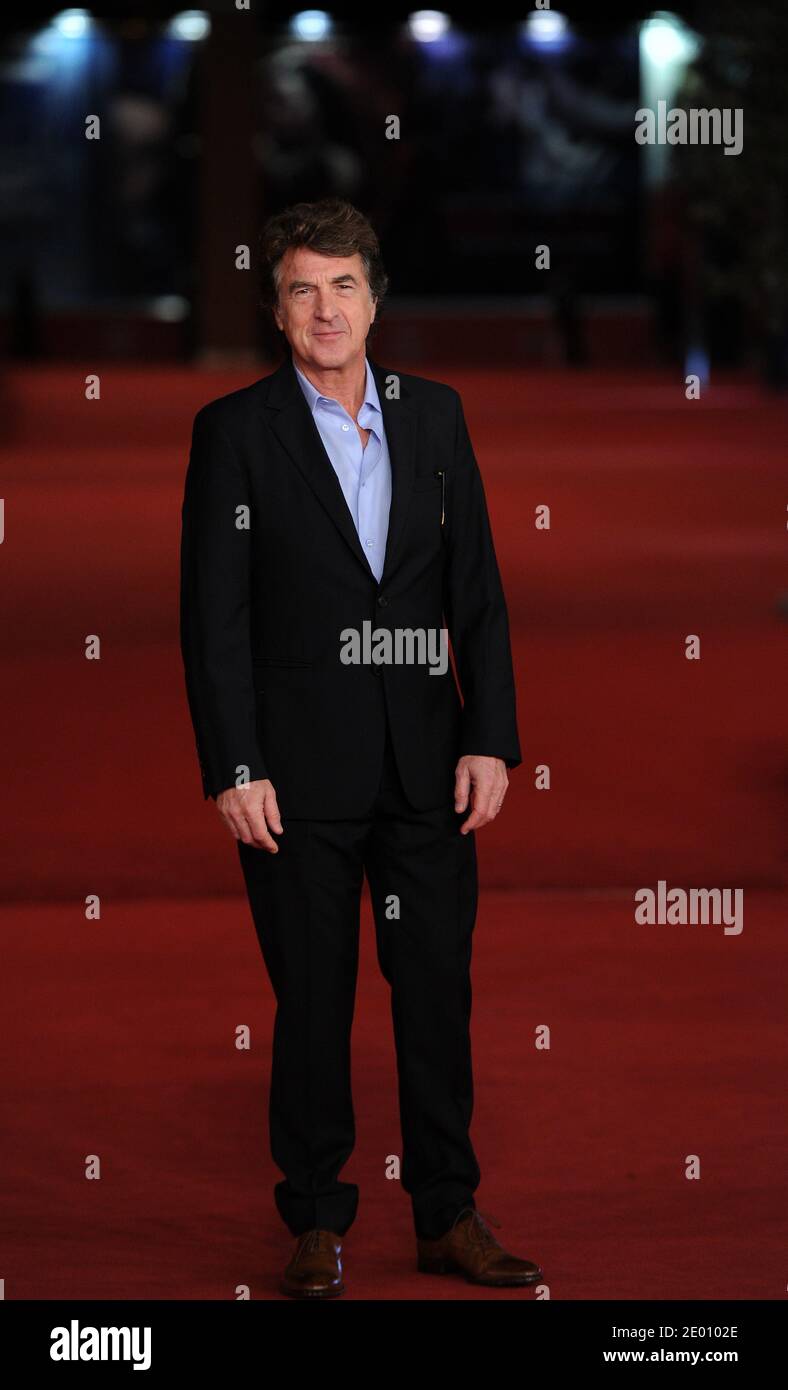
[454,755,509,834]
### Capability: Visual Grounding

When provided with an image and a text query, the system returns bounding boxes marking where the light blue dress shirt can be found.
[294,357,392,583]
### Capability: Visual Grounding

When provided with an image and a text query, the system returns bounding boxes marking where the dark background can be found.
[1,1,786,378]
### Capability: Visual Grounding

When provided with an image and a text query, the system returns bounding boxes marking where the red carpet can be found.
[2,890,784,1300]
[1,365,785,1298]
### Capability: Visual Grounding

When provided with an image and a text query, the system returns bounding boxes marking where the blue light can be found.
[290,10,333,42]
[520,11,571,51]
[408,10,451,44]
[167,11,211,42]
[52,9,91,39]
[684,347,710,386]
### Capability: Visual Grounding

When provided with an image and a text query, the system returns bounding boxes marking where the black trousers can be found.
[237,722,481,1241]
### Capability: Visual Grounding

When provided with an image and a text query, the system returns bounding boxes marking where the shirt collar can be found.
[294,357,381,418]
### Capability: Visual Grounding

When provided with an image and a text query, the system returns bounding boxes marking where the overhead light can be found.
[641,13,699,67]
[521,11,569,47]
[289,10,333,42]
[52,8,91,39]
[408,10,450,44]
[167,11,211,42]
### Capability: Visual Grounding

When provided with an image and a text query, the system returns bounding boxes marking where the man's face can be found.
[273,246,377,372]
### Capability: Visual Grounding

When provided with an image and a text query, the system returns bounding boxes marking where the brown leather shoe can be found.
[416,1207,543,1287]
[280,1228,345,1299]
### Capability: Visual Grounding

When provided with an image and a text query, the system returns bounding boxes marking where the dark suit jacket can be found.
[179,351,521,817]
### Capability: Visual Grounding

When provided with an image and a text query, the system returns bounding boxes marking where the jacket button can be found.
[377,595,389,607]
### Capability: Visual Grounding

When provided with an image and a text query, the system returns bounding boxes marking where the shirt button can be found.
[342,424,350,431]
[365,540,374,548]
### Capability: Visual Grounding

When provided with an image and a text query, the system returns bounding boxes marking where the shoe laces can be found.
[453,1206,502,1248]
[300,1229,324,1256]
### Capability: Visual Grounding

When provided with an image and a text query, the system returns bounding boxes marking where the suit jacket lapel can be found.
[260,352,417,587]
[262,354,375,578]
[369,357,416,588]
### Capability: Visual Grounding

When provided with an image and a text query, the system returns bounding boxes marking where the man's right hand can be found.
[216,779,284,852]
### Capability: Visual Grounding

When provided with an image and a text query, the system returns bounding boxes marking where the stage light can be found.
[289,10,333,42]
[407,11,451,44]
[52,8,91,39]
[641,12,698,67]
[521,11,569,48]
[167,11,211,42]
[34,9,94,59]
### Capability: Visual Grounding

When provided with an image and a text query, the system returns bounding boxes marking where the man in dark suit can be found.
[180,198,542,1297]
